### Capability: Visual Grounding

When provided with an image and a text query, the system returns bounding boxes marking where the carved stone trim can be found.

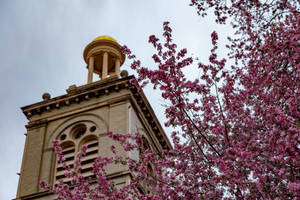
[25,119,48,130]
[22,77,130,119]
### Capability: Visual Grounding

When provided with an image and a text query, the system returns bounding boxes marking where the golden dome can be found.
[93,35,117,43]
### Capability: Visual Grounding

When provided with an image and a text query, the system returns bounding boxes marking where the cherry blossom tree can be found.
[42,0,300,199]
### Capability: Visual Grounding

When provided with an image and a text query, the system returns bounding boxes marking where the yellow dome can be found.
[93,36,117,43]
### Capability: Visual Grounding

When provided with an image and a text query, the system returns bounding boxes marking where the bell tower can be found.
[16,36,171,199]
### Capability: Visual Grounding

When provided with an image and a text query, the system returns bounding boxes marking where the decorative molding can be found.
[87,46,122,61]
[25,119,48,130]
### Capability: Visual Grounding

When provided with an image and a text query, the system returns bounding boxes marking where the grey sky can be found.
[0,1,231,199]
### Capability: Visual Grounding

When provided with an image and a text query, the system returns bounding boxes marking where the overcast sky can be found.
[0,1,231,199]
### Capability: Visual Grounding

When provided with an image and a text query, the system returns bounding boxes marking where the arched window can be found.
[146,164,154,194]
[80,136,99,179]
[55,142,75,185]
[139,136,151,162]
[139,136,155,193]
[54,122,99,185]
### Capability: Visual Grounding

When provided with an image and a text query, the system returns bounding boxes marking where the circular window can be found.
[90,126,96,132]
[71,124,87,139]
[60,134,66,141]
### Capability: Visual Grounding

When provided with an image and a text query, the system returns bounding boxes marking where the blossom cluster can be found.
[42,0,299,199]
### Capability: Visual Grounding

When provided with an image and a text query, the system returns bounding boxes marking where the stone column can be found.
[87,56,94,84]
[115,58,121,76]
[102,52,108,79]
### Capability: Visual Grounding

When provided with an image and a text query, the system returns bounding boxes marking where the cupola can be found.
[83,36,125,83]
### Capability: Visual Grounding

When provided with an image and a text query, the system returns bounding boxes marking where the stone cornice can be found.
[25,119,48,130]
[21,75,172,150]
[21,75,128,118]
[128,84,172,150]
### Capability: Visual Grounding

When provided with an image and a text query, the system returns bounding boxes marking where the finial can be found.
[120,70,128,78]
[42,93,51,101]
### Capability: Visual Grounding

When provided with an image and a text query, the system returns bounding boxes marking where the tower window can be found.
[90,126,96,132]
[54,122,99,185]
[71,124,87,139]
[139,136,155,193]
[60,134,66,141]
[55,143,75,185]
[81,138,99,179]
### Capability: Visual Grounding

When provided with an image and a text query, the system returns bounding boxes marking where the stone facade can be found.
[16,75,171,200]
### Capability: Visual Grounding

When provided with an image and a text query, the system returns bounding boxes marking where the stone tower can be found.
[16,36,171,199]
